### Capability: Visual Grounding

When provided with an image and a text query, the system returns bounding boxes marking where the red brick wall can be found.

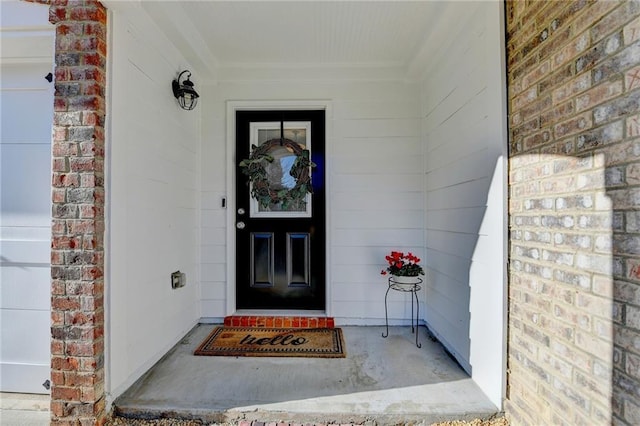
[47,0,107,424]
[507,1,640,425]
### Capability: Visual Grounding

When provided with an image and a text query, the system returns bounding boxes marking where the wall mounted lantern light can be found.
[172,70,199,110]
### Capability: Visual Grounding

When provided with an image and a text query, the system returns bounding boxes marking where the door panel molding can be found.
[287,232,310,288]
[250,232,275,288]
[225,101,333,315]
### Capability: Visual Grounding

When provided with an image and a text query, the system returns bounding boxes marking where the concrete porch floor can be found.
[114,324,498,425]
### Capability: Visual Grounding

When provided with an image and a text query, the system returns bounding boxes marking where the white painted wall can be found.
[417,1,506,408]
[106,4,201,402]
[200,76,423,324]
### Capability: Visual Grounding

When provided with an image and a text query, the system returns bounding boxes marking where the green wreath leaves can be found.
[239,139,316,210]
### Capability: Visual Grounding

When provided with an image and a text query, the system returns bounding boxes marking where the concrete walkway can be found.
[0,392,50,426]
[115,325,498,425]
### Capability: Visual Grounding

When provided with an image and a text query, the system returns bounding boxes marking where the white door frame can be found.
[225,100,333,316]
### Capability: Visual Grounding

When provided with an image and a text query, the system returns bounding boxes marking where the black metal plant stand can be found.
[382,276,422,348]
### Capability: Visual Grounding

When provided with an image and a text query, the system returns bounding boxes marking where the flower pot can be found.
[389,275,422,290]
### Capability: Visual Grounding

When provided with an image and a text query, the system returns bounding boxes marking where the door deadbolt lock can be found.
[237,208,246,215]
[236,221,246,229]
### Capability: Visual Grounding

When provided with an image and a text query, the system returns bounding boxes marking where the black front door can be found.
[235,110,325,310]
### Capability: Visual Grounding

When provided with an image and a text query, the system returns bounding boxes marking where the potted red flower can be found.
[381,251,424,286]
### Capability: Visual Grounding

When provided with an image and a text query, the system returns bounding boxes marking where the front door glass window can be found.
[249,122,312,218]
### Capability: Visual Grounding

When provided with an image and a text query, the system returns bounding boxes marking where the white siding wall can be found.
[104,0,505,409]
[419,1,506,408]
[107,7,201,401]
[200,78,423,324]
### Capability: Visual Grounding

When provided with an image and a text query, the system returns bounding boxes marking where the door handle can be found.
[236,221,246,229]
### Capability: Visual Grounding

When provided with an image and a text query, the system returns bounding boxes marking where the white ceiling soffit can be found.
[139,1,446,81]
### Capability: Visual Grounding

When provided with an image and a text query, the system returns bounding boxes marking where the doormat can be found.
[194,326,346,358]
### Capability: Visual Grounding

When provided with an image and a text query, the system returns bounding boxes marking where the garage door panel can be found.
[1,144,51,227]
[0,362,50,394]
[0,1,51,32]
[1,266,50,310]
[0,226,50,241]
[0,62,52,88]
[1,36,55,66]
[0,309,50,363]
[0,91,53,143]
[1,240,50,264]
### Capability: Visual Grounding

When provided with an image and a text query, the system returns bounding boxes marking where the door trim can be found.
[226,100,333,316]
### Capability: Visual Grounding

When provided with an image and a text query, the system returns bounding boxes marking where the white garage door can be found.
[0,1,54,394]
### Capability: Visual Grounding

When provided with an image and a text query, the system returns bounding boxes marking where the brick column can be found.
[506,1,640,425]
[48,1,107,424]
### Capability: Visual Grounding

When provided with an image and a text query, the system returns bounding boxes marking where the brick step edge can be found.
[223,316,335,329]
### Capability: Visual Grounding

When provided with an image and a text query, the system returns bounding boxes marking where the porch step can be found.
[223,315,335,329]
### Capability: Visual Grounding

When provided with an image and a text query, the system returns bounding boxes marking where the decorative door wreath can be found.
[239,139,316,210]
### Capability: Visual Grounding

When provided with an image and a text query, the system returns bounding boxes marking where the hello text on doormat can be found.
[194,327,346,358]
